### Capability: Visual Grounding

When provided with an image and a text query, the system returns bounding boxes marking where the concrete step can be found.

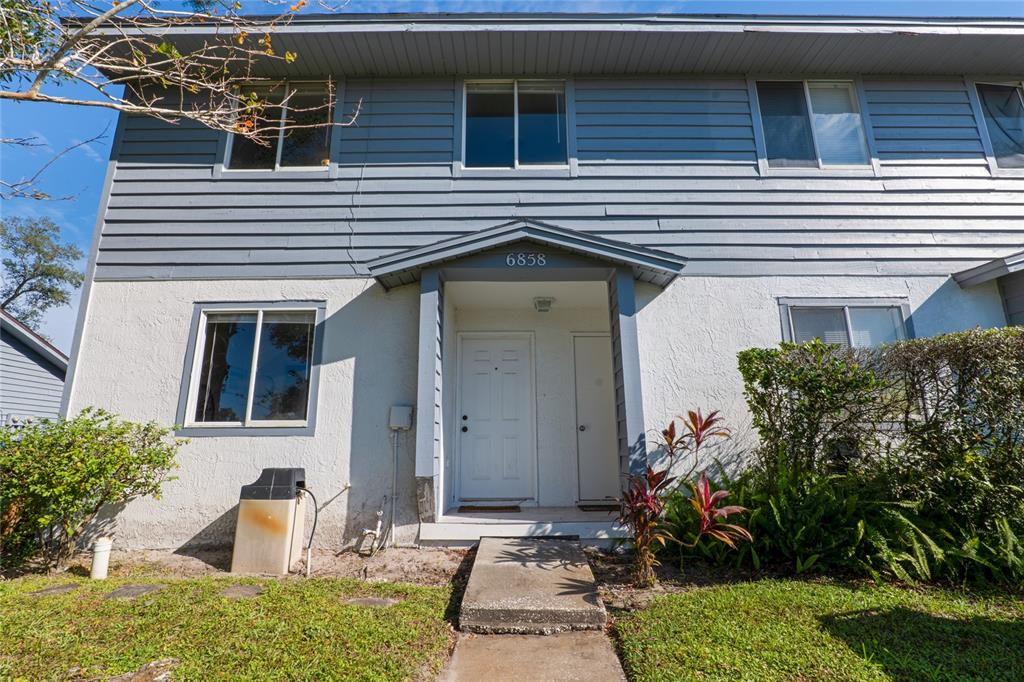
[459,537,608,634]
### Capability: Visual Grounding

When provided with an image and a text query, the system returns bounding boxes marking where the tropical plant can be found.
[620,464,676,587]
[0,409,184,570]
[622,411,744,586]
[681,472,751,549]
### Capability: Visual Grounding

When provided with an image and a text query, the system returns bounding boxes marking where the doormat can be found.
[577,503,619,512]
[458,505,521,513]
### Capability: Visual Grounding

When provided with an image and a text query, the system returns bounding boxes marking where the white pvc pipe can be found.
[90,537,113,580]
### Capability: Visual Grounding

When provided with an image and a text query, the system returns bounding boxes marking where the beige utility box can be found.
[231,468,306,575]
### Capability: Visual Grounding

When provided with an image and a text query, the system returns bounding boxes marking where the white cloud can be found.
[71,138,105,164]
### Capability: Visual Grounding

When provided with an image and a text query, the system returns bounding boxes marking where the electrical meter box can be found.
[231,468,306,575]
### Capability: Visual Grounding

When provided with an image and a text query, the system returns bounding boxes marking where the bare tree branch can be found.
[1,126,109,200]
[1,0,359,199]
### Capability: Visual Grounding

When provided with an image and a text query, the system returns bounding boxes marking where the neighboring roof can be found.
[953,249,1024,288]
[91,13,1024,77]
[0,309,69,374]
[368,219,687,290]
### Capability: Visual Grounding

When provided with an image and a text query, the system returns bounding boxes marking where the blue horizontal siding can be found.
[93,77,1024,280]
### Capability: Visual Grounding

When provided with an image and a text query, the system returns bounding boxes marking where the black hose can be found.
[298,486,318,552]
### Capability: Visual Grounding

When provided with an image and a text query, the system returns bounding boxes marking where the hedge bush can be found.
[682,327,1024,584]
[0,409,183,571]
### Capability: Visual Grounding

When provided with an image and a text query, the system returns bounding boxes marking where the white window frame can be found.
[223,80,334,173]
[184,305,319,429]
[461,79,570,170]
[777,297,913,347]
[970,79,1024,175]
[753,79,874,171]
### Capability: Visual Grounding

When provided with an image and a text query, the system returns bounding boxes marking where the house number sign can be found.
[505,252,547,267]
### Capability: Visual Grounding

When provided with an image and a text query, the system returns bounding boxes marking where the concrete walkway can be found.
[442,538,626,681]
[439,631,625,682]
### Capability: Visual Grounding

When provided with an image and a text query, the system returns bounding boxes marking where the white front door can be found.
[574,334,620,502]
[457,335,536,501]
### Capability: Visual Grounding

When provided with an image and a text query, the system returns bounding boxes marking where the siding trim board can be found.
[953,248,1024,288]
[367,219,687,290]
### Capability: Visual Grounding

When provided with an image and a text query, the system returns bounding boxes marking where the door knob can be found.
[578,425,586,432]
[462,415,468,420]
[462,426,469,433]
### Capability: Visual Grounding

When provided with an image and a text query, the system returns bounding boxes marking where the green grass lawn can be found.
[615,579,1024,682]
[0,575,453,681]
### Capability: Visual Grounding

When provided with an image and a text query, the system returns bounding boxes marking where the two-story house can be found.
[63,13,1024,551]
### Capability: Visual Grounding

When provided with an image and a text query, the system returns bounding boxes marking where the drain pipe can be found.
[377,429,400,552]
[360,498,386,556]
[378,406,413,552]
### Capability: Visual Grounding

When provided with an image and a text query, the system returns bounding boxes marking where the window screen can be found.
[791,307,849,345]
[807,83,870,166]
[517,82,567,165]
[465,83,515,167]
[280,90,333,168]
[251,312,315,421]
[194,313,258,422]
[228,89,282,170]
[790,305,906,348]
[756,81,817,168]
[977,83,1024,169]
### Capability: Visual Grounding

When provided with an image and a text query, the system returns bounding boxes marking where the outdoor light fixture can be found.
[533,297,555,313]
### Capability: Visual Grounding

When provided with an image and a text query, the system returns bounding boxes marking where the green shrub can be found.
[0,409,183,570]
[725,326,1024,585]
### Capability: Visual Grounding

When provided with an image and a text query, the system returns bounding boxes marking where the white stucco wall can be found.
[636,275,1007,464]
[68,278,423,550]
[67,272,1006,549]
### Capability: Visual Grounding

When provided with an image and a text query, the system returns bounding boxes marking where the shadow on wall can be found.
[173,504,238,570]
[318,282,419,546]
[819,607,1024,680]
[910,277,1007,336]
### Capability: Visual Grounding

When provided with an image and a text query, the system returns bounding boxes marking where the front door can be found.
[574,334,620,502]
[457,334,536,501]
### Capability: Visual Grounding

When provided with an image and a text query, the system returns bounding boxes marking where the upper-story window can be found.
[756,80,871,168]
[464,81,567,168]
[227,83,333,171]
[976,82,1024,169]
[787,303,907,348]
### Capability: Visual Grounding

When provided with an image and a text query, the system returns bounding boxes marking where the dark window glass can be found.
[757,81,817,168]
[465,84,514,167]
[194,314,257,422]
[977,83,1024,169]
[250,313,315,421]
[228,89,282,170]
[280,89,333,167]
[518,83,567,165]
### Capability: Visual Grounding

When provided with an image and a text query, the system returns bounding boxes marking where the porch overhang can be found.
[367,220,687,291]
[953,249,1024,289]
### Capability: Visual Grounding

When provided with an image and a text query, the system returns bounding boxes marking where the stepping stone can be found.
[460,538,607,634]
[220,584,264,600]
[439,631,625,682]
[30,584,79,597]
[105,584,165,600]
[343,596,401,607]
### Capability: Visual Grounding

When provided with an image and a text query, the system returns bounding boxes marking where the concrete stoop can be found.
[459,537,608,635]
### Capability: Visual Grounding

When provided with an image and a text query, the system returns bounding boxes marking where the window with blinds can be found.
[756,80,871,169]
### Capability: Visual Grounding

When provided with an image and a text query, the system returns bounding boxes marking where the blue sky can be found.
[2,0,1022,351]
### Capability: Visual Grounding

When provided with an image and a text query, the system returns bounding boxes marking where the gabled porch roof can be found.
[367,220,687,290]
[953,249,1024,288]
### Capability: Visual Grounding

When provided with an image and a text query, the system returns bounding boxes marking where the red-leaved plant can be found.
[620,409,748,586]
[619,465,676,587]
[681,472,753,549]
